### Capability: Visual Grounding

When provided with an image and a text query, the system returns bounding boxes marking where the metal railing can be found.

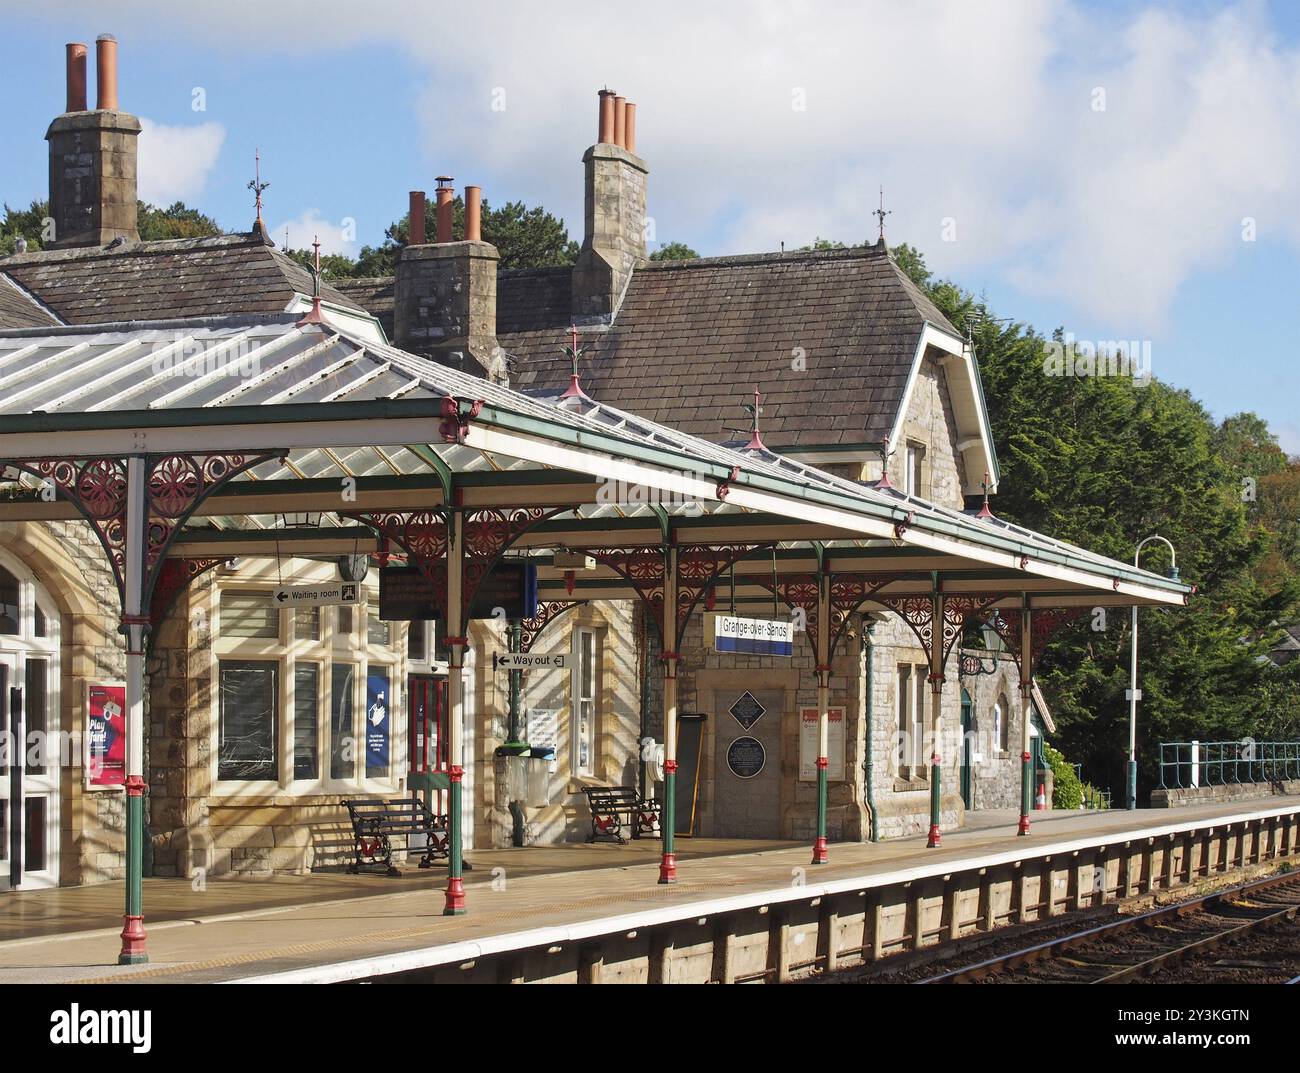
[1157,740,1300,790]
[1069,763,1112,809]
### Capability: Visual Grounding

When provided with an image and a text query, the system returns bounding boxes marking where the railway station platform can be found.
[2,797,1298,984]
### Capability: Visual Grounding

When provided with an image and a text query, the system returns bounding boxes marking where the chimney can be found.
[394,183,504,384]
[573,89,648,319]
[46,33,141,248]
[408,190,426,245]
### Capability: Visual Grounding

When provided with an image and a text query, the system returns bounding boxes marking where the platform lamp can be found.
[276,511,322,528]
[1129,535,1178,810]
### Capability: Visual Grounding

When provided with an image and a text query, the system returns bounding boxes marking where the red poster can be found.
[87,683,127,788]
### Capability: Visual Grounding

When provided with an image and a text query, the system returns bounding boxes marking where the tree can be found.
[2,198,220,253]
[649,241,699,261]
[800,236,847,251]
[887,242,1300,795]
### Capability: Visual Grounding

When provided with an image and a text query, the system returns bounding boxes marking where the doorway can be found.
[712,688,783,839]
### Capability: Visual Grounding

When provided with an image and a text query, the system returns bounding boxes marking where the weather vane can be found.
[873,185,891,242]
[743,388,765,451]
[559,321,591,400]
[248,148,270,231]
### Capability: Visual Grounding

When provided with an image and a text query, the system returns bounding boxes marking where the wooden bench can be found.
[582,786,661,844]
[341,796,449,876]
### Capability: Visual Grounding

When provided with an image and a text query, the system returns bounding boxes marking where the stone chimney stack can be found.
[394,181,505,384]
[46,34,141,249]
[572,88,648,320]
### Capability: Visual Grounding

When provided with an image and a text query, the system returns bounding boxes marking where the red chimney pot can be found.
[66,43,88,112]
[95,34,118,111]
[409,191,426,245]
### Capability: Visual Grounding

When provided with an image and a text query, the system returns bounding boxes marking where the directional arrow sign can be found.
[495,653,566,671]
[271,583,360,609]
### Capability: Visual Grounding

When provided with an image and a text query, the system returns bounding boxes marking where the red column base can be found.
[117,915,148,965]
[811,837,828,864]
[443,876,467,916]
[658,852,677,884]
[926,824,942,848]
[1017,813,1031,836]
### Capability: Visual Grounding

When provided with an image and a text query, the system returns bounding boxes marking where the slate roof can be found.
[334,245,960,450]
[0,233,365,327]
[0,274,60,330]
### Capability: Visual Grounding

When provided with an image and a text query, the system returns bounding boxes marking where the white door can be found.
[1,651,60,889]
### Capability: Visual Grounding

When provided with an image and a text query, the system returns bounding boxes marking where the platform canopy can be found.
[0,313,1189,612]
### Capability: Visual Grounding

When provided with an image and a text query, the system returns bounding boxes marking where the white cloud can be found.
[271,209,358,257]
[49,2,1300,333]
[136,118,226,205]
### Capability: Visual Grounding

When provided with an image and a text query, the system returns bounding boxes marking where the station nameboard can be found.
[714,614,794,656]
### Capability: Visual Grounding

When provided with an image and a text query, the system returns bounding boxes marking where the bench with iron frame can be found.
[341,795,449,876]
[582,785,661,844]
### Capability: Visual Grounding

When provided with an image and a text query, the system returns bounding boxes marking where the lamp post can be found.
[1129,535,1178,810]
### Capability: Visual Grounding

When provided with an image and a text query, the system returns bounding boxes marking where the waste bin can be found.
[527,746,556,807]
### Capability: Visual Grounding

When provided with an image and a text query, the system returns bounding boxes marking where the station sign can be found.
[714,614,794,656]
[271,582,359,608]
[726,735,766,779]
[495,653,566,671]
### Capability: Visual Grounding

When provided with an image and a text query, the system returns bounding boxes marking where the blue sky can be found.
[2,1,1298,452]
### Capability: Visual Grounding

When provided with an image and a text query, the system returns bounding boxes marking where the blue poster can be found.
[366,669,390,777]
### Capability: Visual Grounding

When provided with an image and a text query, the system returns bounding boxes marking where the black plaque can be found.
[728,690,766,730]
[726,735,766,779]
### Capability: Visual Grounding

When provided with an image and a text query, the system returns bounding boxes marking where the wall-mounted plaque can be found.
[726,735,766,779]
[728,691,766,730]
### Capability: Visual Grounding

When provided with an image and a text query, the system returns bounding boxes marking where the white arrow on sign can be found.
[495,653,566,671]
[271,583,361,608]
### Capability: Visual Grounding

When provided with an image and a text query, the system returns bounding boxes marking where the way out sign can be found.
[495,653,566,671]
[271,582,360,609]
[714,614,794,656]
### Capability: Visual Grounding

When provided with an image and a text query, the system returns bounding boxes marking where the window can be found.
[897,662,927,777]
[218,660,278,780]
[407,619,427,661]
[994,693,1009,753]
[220,591,277,639]
[904,443,926,497]
[33,603,47,638]
[0,565,18,634]
[293,663,319,780]
[25,658,49,776]
[294,606,320,641]
[336,605,353,637]
[330,663,356,780]
[367,610,390,647]
[571,628,596,776]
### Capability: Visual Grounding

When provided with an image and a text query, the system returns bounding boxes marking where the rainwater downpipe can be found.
[863,618,879,842]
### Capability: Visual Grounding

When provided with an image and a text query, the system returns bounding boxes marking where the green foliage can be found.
[1045,744,1082,809]
[2,199,220,252]
[136,201,221,240]
[649,241,699,261]
[800,236,847,251]
[887,242,1300,799]
[350,196,579,277]
[284,247,363,280]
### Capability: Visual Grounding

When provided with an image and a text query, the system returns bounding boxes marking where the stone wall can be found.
[572,143,648,319]
[1151,779,1300,809]
[393,240,502,378]
[45,111,141,248]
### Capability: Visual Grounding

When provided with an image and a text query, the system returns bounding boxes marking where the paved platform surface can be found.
[1,799,1295,983]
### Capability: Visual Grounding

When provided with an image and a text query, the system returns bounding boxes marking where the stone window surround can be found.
[207,571,403,800]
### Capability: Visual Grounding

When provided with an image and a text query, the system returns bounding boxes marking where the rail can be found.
[1158,740,1300,790]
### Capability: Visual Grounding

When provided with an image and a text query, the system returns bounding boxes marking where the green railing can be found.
[1157,740,1300,790]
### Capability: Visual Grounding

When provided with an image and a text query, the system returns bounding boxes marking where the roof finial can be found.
[875,437,894,489]
[975,471,994,519]
[249,148,270,239]
[873,185,891,244]
[296,234,326,327]
[744,388,765,451]
[558,321,590,400]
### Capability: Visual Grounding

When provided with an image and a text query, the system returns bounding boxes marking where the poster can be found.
[365,669,390,777]
[799,706,845,781]
[87,682,127,788]
[527,709,558,753]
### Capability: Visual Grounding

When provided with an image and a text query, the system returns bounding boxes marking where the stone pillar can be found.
[393,240,503,382]
[572,142,648,320]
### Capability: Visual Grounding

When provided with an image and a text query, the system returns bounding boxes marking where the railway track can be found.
[919,870,1300,985]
